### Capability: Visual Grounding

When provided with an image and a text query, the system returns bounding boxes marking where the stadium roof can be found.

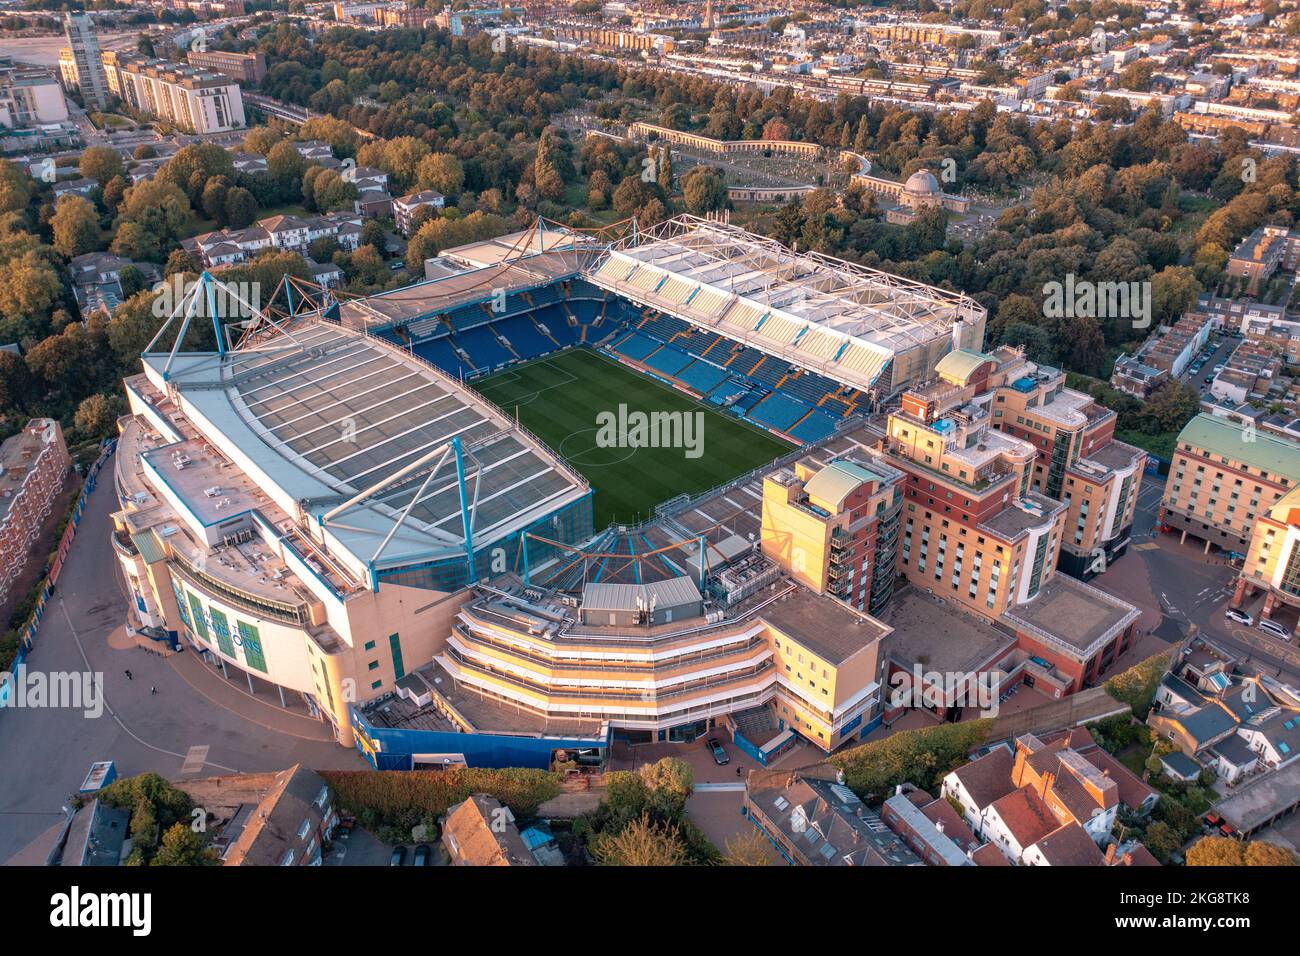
[589,215,985,395]
[335,251,586,332]
[143,320,589,575]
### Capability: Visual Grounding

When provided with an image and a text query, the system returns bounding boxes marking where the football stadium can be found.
[117,211,1144,772]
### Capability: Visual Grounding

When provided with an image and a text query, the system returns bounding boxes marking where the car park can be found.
[1226,608,1254,627]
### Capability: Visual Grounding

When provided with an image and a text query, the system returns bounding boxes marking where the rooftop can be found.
[1003,574,1141,662]
[1177,413,1300,479]
[145,319,589,573]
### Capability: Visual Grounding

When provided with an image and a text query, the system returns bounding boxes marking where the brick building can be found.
[0,419,72,604]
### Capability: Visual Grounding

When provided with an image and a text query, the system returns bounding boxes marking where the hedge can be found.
[320,768,563,826]
[1105,650,1170,718]
[830,719,994,799]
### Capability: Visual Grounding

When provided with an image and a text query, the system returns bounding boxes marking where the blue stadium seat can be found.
[611,331,661,362]
[454,325,513,370]
[788,410,839,444]
[750,358,788,388]
[413,338,472,377]
[780,370,840,405]
[675,360,730,395]
[644,345,693,377]
[749,392,812,432]
[729,347,765,375]
[494,316,553,361]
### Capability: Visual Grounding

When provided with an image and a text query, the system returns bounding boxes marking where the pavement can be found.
[0,452,365,865]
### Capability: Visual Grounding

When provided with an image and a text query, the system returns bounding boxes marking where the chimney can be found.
[1105,843,1117,865]
[935,820,945,834]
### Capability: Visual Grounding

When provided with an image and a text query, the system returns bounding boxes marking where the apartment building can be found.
[183,212,363,268]
[0,419,72,604]
[0,58,69,129]
[760,456,905,615]
[1227,225,1300,296]
[1110,312,1217,397]
[984,353,1146,578]
[62,13,109,110]
[863,350,1141,692]
[1160,413,1300,555]
[103,53,245,134]
[1238,485,1300,623]
[393,189,446,236]
[186,49,267,84]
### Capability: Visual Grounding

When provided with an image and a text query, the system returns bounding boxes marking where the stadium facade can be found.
[112,216,1141,767]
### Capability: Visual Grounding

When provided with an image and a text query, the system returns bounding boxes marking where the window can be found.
[298,818,312,840]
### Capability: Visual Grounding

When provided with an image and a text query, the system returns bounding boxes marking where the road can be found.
[0,450,364,865]
[1175,332,1242,397]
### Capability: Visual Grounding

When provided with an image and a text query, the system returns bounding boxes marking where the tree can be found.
[1141,821,1182,864]
[1244,841,1298,866]
[51,195,101,258]
[722,829,773,866]
[0,250,63,342]
[637,757,693,814]
[79,145,124,186]
[1150,266,1201,328]
[152,822,217,866]
[1186,835,1245,866]
[223,187,258,230]
[267,140,307,183]
[0,349,32,415]
[417,153,465,197]
[378,136,431,192]
[682,167,728,215]
[74,393,124,438]
[0,159,31,216]
[118,265,147,298]
[591,812,689,866]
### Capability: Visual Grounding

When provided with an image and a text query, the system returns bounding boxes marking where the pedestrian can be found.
[124,669,133,680]
[149,686,156,695]
[735,766,742,777]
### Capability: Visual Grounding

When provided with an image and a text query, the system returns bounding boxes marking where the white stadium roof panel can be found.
[588,216,986,397]
[142,320,589,574]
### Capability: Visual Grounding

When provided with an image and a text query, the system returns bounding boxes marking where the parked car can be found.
[389,845,407,866]
[413,843,431,866]
[1226,608,1254,627]
[1258,618,1292,641]
[708,737,729,765]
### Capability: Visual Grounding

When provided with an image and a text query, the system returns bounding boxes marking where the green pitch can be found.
[472,348,792,528]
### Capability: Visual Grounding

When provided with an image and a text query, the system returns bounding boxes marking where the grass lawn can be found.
[472,348,791,527]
